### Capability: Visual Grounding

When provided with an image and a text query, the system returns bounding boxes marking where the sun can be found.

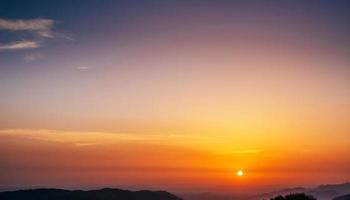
[237,170,244,177]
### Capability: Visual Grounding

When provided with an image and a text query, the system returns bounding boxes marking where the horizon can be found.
[1,181,350,198]
[0,0,349,197]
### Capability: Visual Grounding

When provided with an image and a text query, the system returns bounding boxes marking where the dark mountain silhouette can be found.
[256,182,350,200]
[333,193,350,200]
[1,182,349,200]
[0,188,183,200]
[270,193,316,200]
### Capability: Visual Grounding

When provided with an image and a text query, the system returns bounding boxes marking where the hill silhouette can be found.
[0,188,183,200]
[270,193,316,200]
[333,193,350,200]
[257,182,350,200]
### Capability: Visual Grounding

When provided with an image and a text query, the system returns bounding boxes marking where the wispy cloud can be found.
[0,18,55,38]
[0,40,40,51]
[0,129,201,147]
[76,65,91,70]
[0,18,71,52]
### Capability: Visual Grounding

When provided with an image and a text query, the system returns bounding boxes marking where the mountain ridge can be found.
[0,188,183,200]
[256,182,350,200]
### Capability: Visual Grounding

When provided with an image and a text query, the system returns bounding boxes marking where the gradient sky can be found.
[0,0,349,194]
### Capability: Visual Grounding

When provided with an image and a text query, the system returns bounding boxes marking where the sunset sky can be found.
[0,0,349,194]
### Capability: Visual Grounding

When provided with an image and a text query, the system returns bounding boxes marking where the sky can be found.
[0,0,349,194]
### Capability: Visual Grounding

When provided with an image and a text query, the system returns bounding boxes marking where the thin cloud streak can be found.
[76,65,91,70]
[0,41,40,51]
[0,18,72,52]
[0,18,55,38]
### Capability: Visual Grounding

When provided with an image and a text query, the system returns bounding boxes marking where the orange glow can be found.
[0,129,349,192]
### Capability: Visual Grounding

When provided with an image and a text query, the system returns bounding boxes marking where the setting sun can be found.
[237,170,244,177]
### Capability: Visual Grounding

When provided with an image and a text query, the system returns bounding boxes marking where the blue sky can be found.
[1,0,350,129]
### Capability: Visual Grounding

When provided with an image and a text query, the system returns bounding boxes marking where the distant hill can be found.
[257,182,350,200]
[0,188,183,200]
[270,193,316,200]
[333,193,350,200]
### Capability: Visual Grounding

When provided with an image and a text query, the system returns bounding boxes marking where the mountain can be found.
[333,194,350,200]
[1,182,349,200]
[270,193,316,200]
[256,182,350,200]
[0,188,183,200]
[257,187,307,199]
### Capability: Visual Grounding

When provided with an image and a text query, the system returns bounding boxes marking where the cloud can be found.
[0,18,55,38]
[76,65,91,70]
[0,40,40,51]
[0,129,201,147]
[0,18,72,52]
